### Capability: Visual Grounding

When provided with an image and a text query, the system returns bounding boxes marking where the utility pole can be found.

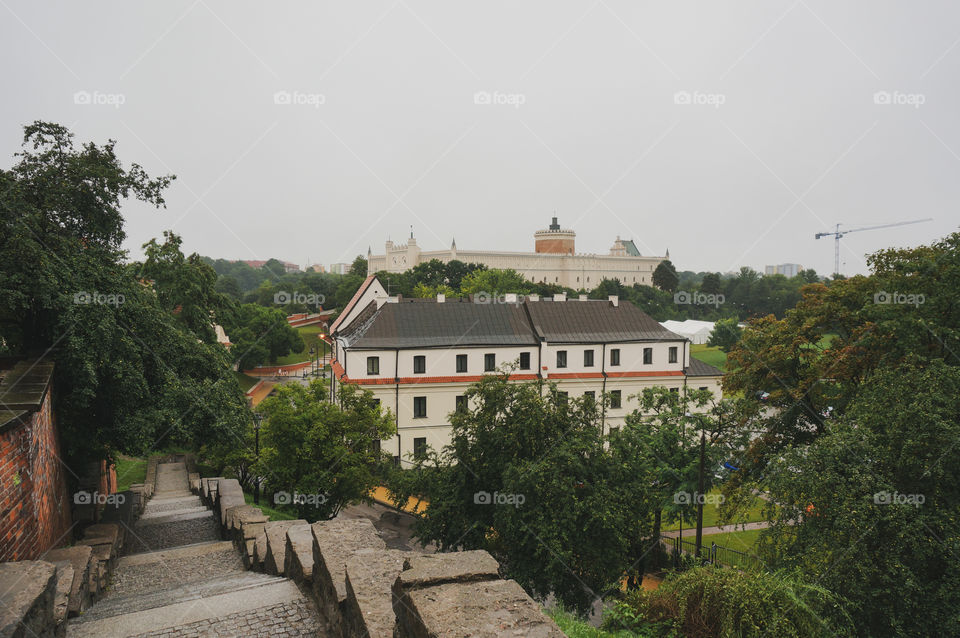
[252,413,263,505]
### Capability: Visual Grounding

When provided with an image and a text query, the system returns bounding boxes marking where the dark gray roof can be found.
[345,299,539,349]
[524,299,680,343]
[685,358,723,377]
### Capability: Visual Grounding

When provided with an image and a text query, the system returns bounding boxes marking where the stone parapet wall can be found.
[194,472,563,637]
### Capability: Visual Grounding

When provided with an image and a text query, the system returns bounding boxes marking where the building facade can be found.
[366,218,668,289]
[330,276,722,466]
[764,263,803,277]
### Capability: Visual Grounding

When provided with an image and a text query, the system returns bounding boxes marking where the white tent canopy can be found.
[660,319,716,345]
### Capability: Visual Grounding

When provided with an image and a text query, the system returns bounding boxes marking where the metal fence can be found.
[662,535,764,572]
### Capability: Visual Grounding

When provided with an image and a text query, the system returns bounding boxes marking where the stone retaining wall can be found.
[195,473,564,637]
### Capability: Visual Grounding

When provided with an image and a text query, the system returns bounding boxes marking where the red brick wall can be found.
[0,386,73,561]
[534,238,575,254]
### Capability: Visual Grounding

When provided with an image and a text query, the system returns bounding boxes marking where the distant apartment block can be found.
[239,259,301,273]
[366,217,668,289]
[329,276,722,466]
[765,263,803,277]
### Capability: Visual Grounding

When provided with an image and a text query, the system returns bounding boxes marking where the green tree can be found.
[759,360,960,637]
[0,122,248,466]
[707,317,742,352]
[349,255,368,277]
[700,272,723,295]
[223,304,303,369]
[257,381,395,520]
[459,268,534,296]
[390,374,659,613]
[652,260,679,292]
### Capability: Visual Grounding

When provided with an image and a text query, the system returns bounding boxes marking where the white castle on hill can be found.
[366,217,668,289]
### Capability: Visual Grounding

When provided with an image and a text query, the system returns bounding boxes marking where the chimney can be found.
[436,293,445,303]
[578,294,588,301]
[504,293,518,303]
[528,294,539,302]
[386,296,399,304]
[554,292,566,302]
[608,295,619,307]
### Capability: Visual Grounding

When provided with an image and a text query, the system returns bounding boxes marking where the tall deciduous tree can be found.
[652,260,679,292]
[256,381,395,520]
[0,122,248,467]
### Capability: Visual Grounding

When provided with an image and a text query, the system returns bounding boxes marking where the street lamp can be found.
[687,411,707,559]
[252,412,263,505]
[309,346,316,377]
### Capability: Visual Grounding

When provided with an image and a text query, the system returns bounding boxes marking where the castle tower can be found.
[534,216,575,255]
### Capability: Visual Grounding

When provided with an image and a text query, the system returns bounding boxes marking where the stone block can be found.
[252,530,268,571]
[0,560,57,638]
[215,479,245,527]
[394,578,565,638]
[40,546,92,616]
[283,524,315,583]
[342,549,410,638]
[224,504,258,532]
[82,523,122,556]
[396,551,501,591]
[263,520,308,576]
[310,517,386,632]
[51,561,73,625]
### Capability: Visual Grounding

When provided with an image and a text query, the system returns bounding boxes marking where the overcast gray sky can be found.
[2,1,958,276]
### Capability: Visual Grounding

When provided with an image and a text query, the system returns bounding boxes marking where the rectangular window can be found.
[557,391,569,405]
[456,354,468,373]
[610,390,622,409]
[413,437,427,460]
[556,350,567,368]
[413,355,426,374]
[643,348,652,365]
[455,395,467,413]
[610,348,620,366]
[370,398,381,408]
[484,353,496,372]
[372,439,381,455]
[698,386,708,391]
[669,346,678,364]
[670,387,679,393]
[519,352,531,370]
[367,356,379,375]
[583,350,594,367]
[413,396,427,418]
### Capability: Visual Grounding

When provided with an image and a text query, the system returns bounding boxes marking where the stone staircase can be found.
[65,461,325,637]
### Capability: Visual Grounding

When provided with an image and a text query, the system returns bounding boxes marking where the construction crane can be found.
[815,218,932,275]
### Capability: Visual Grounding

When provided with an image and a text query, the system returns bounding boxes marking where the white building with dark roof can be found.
[330,276,722,466]
[366,217,668,289]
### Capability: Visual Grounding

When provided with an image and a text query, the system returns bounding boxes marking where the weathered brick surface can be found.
[0,361,73,562]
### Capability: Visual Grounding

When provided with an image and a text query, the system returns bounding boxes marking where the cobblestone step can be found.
[139,505,208,520]
[69,460,328,637]
[66,579,322,638]
[71,571,285,623]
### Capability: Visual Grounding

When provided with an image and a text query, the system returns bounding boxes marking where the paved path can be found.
[661,520,770,538]
[67,461,326,637]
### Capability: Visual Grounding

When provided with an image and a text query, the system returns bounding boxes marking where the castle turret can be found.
[534,216,575,255]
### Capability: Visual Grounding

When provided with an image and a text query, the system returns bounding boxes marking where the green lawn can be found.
[661,488,766,531]
[243,490,298,520]
[545,606,640,638]
[274,325,331,365]
[234,371,259,393]
[115,455,147,492]
[701,527,764,550]
[690,343,727,372]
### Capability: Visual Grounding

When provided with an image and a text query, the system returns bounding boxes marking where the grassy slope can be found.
[689,343,727,372]
[275,324,332,365]
[234,371,259,393]
[243,490,297,520]
[701,527,764,550]
[545,607,640,638]
[661,488,766,531]
[115,455,147,492]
